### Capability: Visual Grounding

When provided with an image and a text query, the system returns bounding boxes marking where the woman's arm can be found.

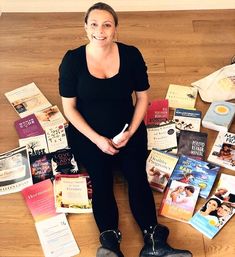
[113,90,148,148]
[61,97,119,155]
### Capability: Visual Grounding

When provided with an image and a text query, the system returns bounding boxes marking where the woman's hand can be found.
[95,135,119,155]
[111,131,131,148]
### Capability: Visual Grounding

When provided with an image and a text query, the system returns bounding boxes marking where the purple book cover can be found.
[14,113,45,138]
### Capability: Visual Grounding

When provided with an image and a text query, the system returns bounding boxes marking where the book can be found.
[21,179,80,256]
[54,174,92,214]
[177,130,208,161]
[146,149,178,192]
[169,155,220,198]
[14,113,45,139]
[144,99,169,126]
[202,101,235,132]
[214,173,235,206]
[51,148,79,176]
[165,84,198,109]
[35,105,68,129]
[147,121,177,152]
[189,196,235,239]
[207,131,235,171]
[159,180,200,223]
[4,82,52,118]
[0,146,33,195]
[45,124,68,152]
[173,108,201,135]
[19,134,49,156]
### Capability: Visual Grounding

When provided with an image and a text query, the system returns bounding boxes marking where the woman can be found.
[59,2,192,257]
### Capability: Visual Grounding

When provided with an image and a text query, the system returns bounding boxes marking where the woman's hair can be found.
[84,2,118,27]
[201,197,221,212]
[184,185,195,193]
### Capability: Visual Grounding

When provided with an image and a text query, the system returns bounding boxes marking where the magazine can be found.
[0,146,32,195]
[4,82,52,118]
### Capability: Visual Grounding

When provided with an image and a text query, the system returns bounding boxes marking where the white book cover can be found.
[208,131,235,171]
[4,82,52,118]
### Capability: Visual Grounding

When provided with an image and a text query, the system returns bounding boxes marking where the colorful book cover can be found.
[21,179,57,222]
[173,108,201,135]
[208,131,235,171]
[159,180,200,223]
[4,82,52,118]
[147,121,177,152]
[0,146,33,195]
[169,155,220,198]
[202,101,235,132]
[54,174,92,214]
[144,99,169,126]
[146,149,178,192]
[14,113,45,139]
[177,130,207,161]
[165,84,198,109]
[189,196,235,239]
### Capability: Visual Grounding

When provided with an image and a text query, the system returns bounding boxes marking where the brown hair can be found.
[84,2,118,27]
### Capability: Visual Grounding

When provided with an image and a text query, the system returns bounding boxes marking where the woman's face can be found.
[85,9,116,47]
[206,200,219,211]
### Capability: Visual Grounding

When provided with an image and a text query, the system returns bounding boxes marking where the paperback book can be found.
[207,131,235,171]
[144,99,169,126]
[159,180,200,223]
[177,130,208,161]
[146,149,178,192]
[169,155,220,198]
[14,113,45,139]
[165,84,198,110]
[4,82,52,118]
[202,101,235,132]
[189,195,235,239]
[0,146,32,195]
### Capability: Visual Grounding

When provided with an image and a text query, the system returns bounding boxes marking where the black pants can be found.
[68,124,158,233]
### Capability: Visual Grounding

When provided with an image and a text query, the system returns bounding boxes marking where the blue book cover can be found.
[202,101,235,132]
[169,155,220,198]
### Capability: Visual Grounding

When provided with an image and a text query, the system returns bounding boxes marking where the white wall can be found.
[1,0,235,13]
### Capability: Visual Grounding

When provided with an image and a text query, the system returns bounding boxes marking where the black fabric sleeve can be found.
[58,50,78,97]
[131,46,150,92]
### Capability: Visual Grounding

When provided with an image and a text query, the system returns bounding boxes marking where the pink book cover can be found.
[144,99,169,125]
[14,113,45,139]
[21,179,57,222]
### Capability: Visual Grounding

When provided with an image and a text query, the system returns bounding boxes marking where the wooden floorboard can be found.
[0,9,235,257]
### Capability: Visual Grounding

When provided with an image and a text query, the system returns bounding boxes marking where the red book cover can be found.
[14,113,45,138]
[144,99,169,125]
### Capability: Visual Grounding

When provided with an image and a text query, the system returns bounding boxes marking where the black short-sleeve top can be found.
[59,42,150,137]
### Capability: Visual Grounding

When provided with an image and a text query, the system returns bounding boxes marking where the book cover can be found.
[173,108,201,135]
[35,213,80,257]
[4,82,52,118]
[54,174,92,214]
[159,180,200,223]
[147,121,177,152]
[177,130,208,161]
[45,124,68,153]
[208,131,235,171]
[29,153,53,184]
[214,173,235,206]
[144,99,169,126]
[19,134,49,156]
[14,113,45,139]
[146,149,178,192]
[35,105,68,129]
[169,155,220,198]
[0,146,33,195]
[189,196,235,239]
[165,84,198,109]
[51,148,79,176]
[202,101,235,132]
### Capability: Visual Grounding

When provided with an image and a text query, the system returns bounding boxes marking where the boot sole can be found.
[140,253,192,257]
[96,247,119,257]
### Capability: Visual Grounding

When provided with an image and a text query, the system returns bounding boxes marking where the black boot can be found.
[139,225,192,257]
[96,229,124,257]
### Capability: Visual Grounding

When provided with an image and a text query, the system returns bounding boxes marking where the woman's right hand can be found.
[95,135,119,155]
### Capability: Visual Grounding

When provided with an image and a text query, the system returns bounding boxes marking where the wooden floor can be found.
[0,9,235,257]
